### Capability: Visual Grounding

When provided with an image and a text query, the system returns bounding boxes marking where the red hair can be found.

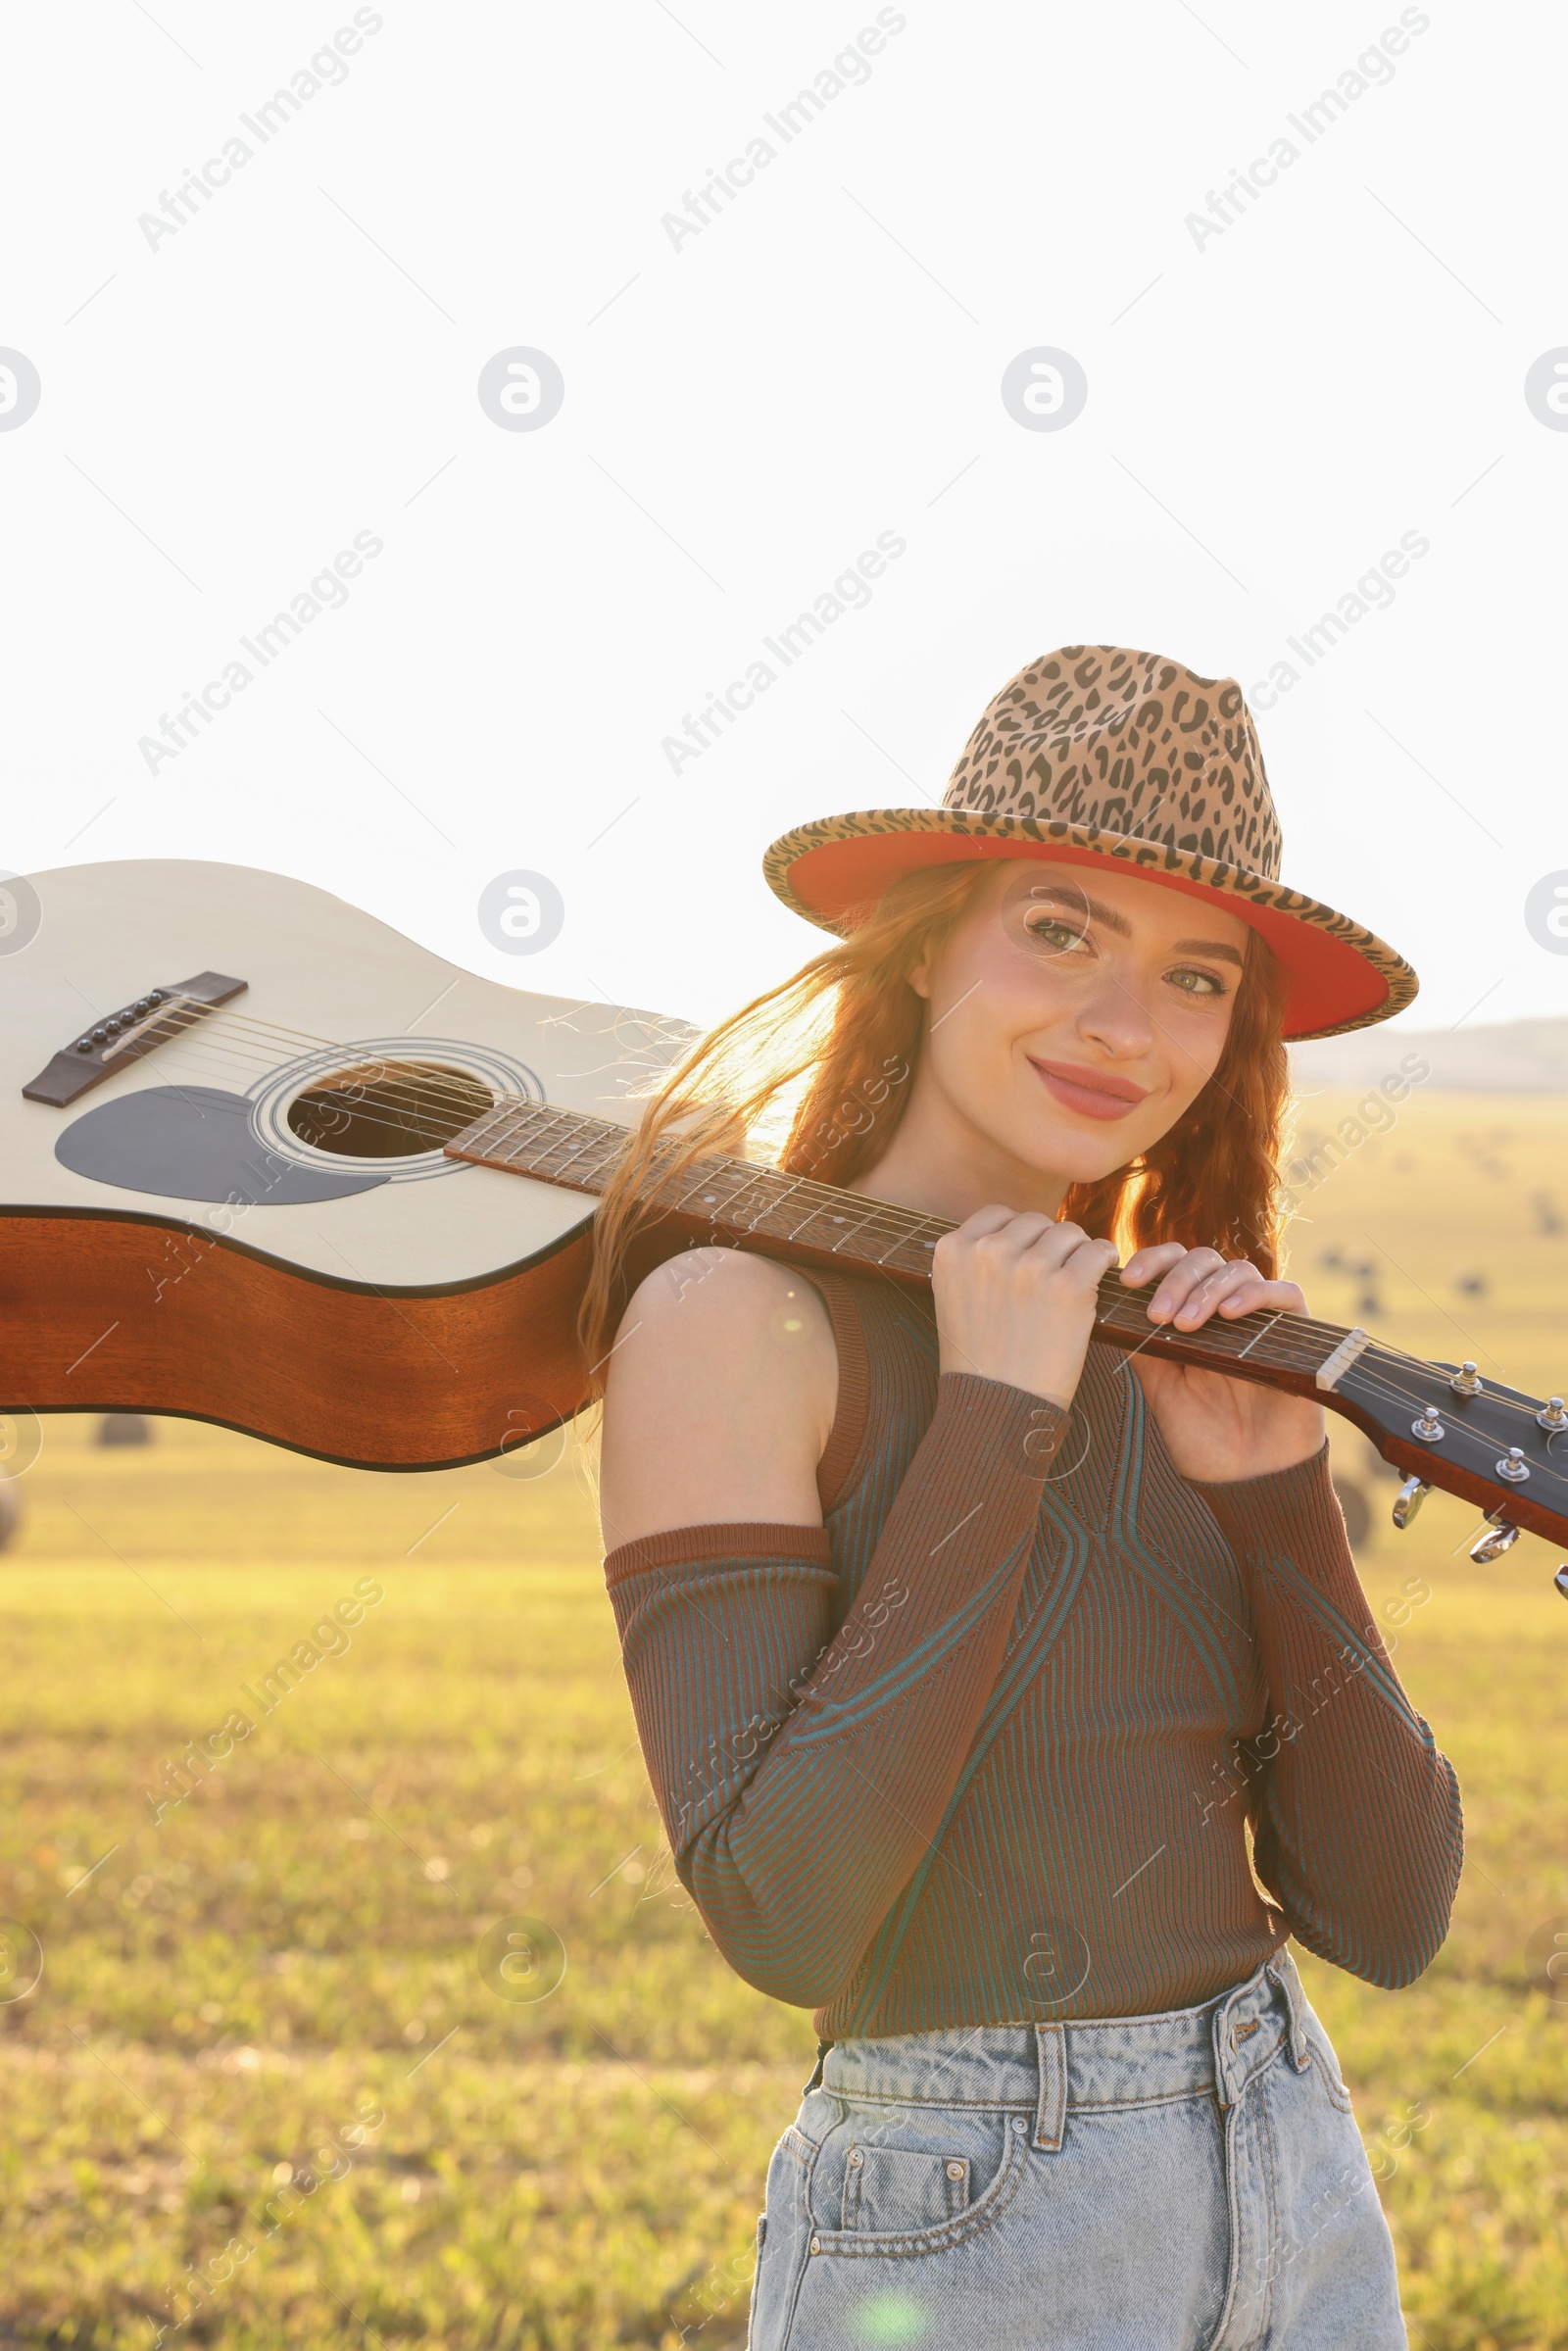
[579,861,1291,1383]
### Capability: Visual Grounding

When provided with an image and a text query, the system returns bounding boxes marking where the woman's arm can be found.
[1191,1445,1463,1985]
[1118,1242,1463,1984]
[599,1215,1117,2008]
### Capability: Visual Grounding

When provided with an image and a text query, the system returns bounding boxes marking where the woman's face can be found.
[907,858,1253,1188]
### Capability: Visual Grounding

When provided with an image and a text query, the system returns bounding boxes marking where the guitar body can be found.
[0,860,684,1468]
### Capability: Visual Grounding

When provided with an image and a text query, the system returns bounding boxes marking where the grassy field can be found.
[1,1089,1566,2348]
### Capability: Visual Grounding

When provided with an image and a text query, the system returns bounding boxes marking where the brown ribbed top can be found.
[605,1269,1462,2035]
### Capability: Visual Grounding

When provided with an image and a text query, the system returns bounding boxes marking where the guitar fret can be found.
[712,1169,778,1229]
[450,1115,1371,1385]
[461,1107,511,1157]
[546,1135,612,1181]
[874,1231,919,1265]
[441,1109,1568,1545]
[828,1209,886,1254]
[763,1174,809,1229]
[509,1107,573,1159]
[668,1172,721,1215]
[740,1186,790,1235]
[671,1160,739,1205]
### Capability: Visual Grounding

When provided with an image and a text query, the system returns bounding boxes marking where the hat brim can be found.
[762,809,1417,1044]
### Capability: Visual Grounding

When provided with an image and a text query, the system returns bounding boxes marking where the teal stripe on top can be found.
[607,1265,1465,2037]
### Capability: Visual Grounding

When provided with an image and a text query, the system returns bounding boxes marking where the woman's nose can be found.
[1075,977,1155,1058]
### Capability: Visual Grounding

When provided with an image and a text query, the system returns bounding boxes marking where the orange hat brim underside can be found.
[766,819,1418,1045]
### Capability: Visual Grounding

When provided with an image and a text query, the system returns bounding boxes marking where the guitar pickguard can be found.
[54,1086,388,1206]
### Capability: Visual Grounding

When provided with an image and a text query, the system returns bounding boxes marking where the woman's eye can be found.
[1023,916,1091,954]
[1166,966,1226,998]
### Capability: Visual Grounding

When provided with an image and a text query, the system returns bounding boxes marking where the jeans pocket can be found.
[807,2108,1030,2259]
[841,2141,970,2231]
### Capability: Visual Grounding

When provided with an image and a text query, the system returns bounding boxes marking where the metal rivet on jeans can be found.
[848,2150,862,2166]
[946,2160,964,2180]
[808,2236,820,2255]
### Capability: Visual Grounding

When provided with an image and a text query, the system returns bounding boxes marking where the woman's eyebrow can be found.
[1024,886,1246,968]
[1172,936,1246,968]
[1025,883,1131,935]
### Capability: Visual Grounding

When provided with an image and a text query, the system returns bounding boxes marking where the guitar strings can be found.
[135,1022,1370,1378]
[93,1009,1349,1326]
[136,1035,1565,1424]
[107,1007,536,1112]
[95,1012,1553,1422]
[161,1003,680,1117]
[71,1010,1551,1375]
[104,1031,1540,1396]
[98,1014,538,1136]
[83,1002,626,1133]
[1348,1346,1556,1438]
[96,1034,496,1133]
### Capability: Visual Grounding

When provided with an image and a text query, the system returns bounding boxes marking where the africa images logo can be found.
[1525,873,1568,956]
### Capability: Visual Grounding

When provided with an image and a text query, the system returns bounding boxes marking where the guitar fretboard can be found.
[446,1100,1351,1391]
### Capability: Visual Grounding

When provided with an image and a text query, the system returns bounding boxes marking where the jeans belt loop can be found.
[1267,1949,1310,2071]
[1033,2022,1067,2151]
[1211,1990,1240,2111]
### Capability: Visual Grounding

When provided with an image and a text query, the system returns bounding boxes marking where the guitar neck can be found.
[447,1097,1568,1557]
[444,1100,1356,1399]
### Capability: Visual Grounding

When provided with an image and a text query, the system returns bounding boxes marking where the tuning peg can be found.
[1555,1566,1568,1602]
[1537,1396,1567,1433]
[1469,1515,1520,1565]
[1392,1476,1430,1530]
[1448,1361,1482,1396]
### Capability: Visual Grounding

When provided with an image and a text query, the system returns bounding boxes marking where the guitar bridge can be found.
[22,970,247,1106]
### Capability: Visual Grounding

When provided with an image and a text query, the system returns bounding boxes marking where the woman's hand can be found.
[1119,1242,1325,1484]
[934,1207,1121,1407]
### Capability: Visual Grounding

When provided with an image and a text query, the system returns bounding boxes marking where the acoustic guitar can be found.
[3,860,1565,1591]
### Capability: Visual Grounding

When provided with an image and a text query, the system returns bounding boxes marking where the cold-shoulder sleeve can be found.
[1190,1440,1463,1987]
[605,1373,1065,2008]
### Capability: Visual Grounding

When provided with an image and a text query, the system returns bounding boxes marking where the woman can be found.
[587,647,1461,2349]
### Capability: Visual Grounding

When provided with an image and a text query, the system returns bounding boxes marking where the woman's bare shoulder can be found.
[598,1249,839,1546]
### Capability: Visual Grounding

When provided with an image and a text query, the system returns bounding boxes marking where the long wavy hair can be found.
[578,859,1292,1386]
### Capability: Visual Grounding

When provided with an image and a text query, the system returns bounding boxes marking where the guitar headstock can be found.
[1330,1346,1568,1559]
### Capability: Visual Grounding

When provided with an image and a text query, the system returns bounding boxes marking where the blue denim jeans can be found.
[747,1949,1404,2349]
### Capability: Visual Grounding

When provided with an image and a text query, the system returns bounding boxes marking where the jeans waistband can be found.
[811,1951,1310,2149]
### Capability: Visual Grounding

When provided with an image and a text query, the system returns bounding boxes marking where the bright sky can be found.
[4,1,1563,1039]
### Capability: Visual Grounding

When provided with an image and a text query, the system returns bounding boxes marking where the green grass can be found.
[1,1089,1566,2346]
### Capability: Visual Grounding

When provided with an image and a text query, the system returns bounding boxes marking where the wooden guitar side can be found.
[0,1211,595,1470]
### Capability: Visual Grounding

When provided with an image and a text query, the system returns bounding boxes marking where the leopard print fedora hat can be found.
[762,643,1416,1041]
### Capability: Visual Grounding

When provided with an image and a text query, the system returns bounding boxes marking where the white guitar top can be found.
[1,859,688,1292]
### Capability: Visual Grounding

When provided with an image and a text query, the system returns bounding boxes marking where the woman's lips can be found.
[1028,1056,1151,1122]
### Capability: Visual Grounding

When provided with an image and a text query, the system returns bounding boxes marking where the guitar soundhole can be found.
[286,1061,493,1159]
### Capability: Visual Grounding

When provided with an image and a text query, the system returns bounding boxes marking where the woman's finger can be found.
[1214,1278,1307,1319]
[1120,1243,1188,1286]
[971,1210,1061,1257]
[1051,1232,1122,1286]
[950,1202,1031,1243]
[1143,1248,1228,1323]
[1166,1261,1266,1326]
[1167,1267,1308,1328]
